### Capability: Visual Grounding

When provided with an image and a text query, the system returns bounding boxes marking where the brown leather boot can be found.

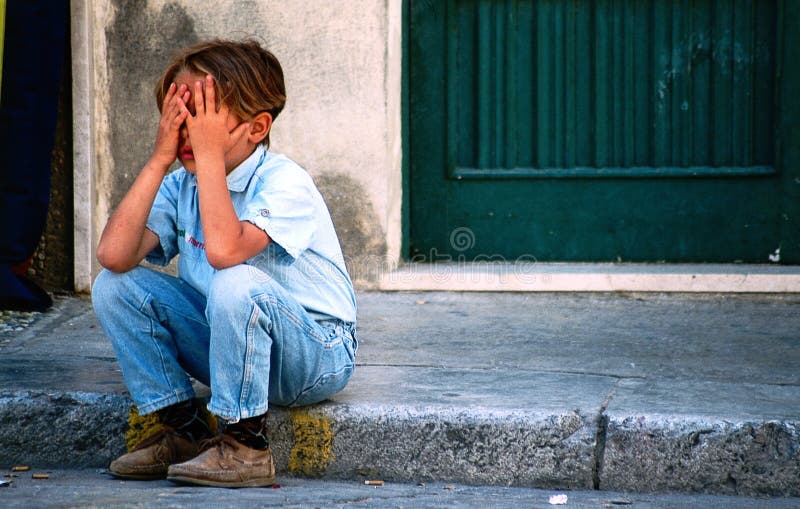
[109,427,201,480]
[166,433,276,488]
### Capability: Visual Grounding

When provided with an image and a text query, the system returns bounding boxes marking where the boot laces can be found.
[198,433,238,455]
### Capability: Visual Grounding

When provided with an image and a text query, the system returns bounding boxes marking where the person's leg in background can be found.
[0,0,69,311]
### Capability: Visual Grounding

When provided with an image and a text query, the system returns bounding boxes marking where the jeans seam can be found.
[239,303,260,416]
[143,291,183,398]
[275,299,337,348]
[290,363,354,407]
[158,302,209,327]
[252,293,332,346]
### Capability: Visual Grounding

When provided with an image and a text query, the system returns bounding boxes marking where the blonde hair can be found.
[156,39,286,147]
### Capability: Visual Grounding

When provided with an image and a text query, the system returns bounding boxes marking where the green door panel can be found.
[408,0,800,263]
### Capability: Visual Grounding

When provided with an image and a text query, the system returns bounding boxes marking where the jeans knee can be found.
[92,266,156,315]
[92,269,128,312]
[207,265,278,313]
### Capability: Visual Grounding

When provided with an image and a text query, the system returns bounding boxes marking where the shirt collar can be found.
[226,145,267,192]
[186,145,266,192]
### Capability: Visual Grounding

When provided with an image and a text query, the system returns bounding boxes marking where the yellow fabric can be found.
[0,0,5,92]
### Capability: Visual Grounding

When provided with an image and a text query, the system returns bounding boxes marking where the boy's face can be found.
[173,71,254,175]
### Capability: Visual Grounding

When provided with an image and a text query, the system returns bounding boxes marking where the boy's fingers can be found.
[161,84,178,115]
[174,104,188,123]
[194,80,205,114]
[177,98,192,121]
[167,89,185,113]
[205,75,216,113]
[230,121,251,143]
[163,82,176,103]
[165,90,186,121]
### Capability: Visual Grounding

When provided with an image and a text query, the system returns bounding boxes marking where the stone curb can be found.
[269,404,599,489]
[0,391,596,489]
[602,415,800,497]
[2,390,799,497]
[0,391,129,467]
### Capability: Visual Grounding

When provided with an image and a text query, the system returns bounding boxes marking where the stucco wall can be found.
[75,0,401,289]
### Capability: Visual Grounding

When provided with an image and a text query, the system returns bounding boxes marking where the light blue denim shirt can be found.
[145,145,357,323]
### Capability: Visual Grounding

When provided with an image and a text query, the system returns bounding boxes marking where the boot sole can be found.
[166,474,276,488]
[108,470,167,481]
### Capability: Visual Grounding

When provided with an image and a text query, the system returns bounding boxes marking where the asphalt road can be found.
[1,469,798,508]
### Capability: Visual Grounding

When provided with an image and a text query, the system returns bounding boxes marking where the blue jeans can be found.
[92,265,357,422]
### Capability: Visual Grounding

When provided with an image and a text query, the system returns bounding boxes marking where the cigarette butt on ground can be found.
[364,480,384,486]
[32,473,50,479]
[11,466,30,472]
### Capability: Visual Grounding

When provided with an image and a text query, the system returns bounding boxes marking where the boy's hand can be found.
[150,82,190,169]
[181,75,251,171]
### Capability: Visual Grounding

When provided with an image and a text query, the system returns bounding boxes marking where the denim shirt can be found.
[144,145,357,323]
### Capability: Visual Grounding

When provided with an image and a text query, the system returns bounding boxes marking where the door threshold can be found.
[376,262,800,292]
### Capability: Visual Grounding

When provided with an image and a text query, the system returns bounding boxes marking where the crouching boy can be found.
[92,39,357,487]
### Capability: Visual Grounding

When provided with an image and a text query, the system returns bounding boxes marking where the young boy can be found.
[92,39,357,488]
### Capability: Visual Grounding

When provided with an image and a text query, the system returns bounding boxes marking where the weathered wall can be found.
[80,0,401,288]
[30,52,74,292]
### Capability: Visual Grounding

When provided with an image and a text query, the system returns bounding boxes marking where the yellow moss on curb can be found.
[288,408,334,477]
[125,406,162,451]
[125,402,219,451]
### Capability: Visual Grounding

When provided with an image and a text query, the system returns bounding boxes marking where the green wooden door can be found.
[408,0,800,263]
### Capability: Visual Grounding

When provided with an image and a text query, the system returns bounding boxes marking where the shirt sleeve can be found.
[243,172,317,261]
[144,172,181,266]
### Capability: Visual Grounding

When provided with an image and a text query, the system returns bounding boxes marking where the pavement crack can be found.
[592,383,618,490]
[538,369,645,380]
[592,411,609,490]
[355,362,646,379]
[356,362,444,369]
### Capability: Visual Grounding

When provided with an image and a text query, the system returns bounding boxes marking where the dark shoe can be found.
[166,434,276,488]
[109,427,201,480]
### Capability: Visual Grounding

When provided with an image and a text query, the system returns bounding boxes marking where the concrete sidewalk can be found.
[1,292,798,497]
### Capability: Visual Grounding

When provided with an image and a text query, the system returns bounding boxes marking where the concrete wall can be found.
[73,0,402,291]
